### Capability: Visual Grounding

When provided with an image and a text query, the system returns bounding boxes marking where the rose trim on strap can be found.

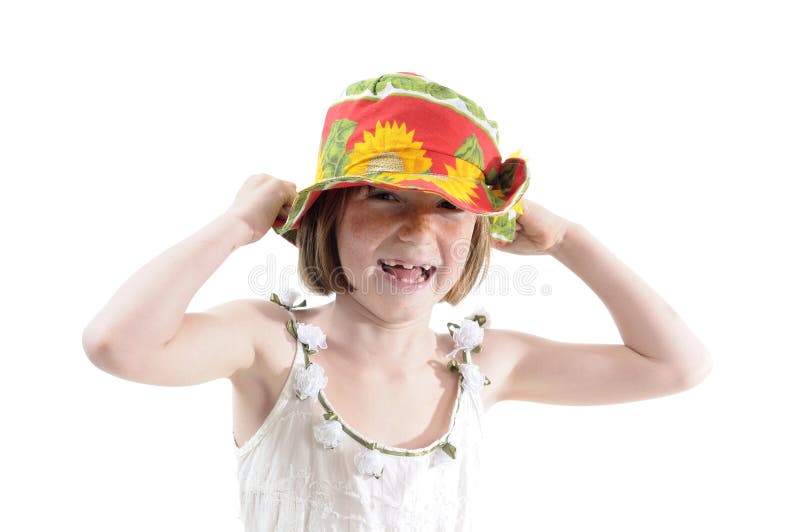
[445,310,492,386]
[354,448,386,479]
[458,363,485,392]
[293,362,328,400]
[296,322,328,352]
[313,419,346,450]
[270,287,307,311]
[269,291,496,479]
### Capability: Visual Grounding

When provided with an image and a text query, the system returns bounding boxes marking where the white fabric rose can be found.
[313,419,345,450]
[296,322,328,352]
[444,318,485,361]
[459,363,484,392]
[454,318,484,349]
[354,448,385,479]
[276,287,303,308]
[293,363,328,400]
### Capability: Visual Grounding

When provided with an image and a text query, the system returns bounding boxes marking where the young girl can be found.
[82,72,713,531]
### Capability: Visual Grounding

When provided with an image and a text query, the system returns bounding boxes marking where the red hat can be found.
[273,72,530,246]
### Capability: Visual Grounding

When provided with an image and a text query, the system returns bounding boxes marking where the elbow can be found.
[82,320,130,370]
[82,322,164,379]
[674,353,714,389]
[82,325,118,373]
[82,327,141,377]
[82,323,109,361]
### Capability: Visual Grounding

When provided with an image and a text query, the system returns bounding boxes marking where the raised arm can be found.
[491,200,713,405]
[81,174,296,386]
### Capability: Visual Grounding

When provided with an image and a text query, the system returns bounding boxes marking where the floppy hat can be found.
[271,72,530,246]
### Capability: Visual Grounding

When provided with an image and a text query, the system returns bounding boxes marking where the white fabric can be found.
[232,311,486,531]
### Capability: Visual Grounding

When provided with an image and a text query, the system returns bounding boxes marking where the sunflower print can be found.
[347,120,432,175]
[346,120,486,206]
[442,157,483,205]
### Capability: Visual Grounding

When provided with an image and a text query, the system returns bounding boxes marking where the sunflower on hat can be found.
[341,120,484,207]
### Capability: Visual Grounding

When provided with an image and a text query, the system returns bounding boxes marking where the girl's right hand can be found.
[226,173,297,245]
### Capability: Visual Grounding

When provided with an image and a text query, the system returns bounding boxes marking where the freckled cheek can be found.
[338,211,388,277]
[346,210,393,242]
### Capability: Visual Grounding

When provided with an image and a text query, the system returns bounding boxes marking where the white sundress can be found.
[233,294,491,531]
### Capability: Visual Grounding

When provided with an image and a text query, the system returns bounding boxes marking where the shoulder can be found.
[224,298,297,384]
[469,328,522,409]
[434,318,526,410]
[212,297,294,341]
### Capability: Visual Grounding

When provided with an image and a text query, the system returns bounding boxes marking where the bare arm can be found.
[83,212,251,356]
[548,222,713,377]
[492,200,713,405]
[82,174,297,385]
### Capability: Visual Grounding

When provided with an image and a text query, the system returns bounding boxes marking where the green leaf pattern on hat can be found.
[453,134,484,170]
[384,74,427,93]
[489,209,518,243]
[425,82,459,101]
[345,73,498,135]
[318,119,357,181]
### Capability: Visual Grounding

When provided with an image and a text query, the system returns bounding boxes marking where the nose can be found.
[396,207,437,244]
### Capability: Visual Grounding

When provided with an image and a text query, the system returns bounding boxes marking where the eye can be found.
[369,191,397,201]
[438,200,460,211]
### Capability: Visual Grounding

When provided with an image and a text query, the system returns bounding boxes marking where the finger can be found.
[278,203,292,219]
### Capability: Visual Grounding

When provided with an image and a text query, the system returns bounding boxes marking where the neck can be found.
[320,292,439,368]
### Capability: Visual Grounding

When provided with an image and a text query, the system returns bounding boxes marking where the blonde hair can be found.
[296,187,490,305]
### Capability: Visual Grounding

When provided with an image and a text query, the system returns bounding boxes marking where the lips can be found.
[377,259,436,283]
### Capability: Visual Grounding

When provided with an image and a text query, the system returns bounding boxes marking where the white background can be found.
[2,0,798,530]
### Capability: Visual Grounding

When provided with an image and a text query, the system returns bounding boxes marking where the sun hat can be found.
[271,72,530,247]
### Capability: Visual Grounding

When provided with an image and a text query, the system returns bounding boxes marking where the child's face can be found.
[336,184,477,320]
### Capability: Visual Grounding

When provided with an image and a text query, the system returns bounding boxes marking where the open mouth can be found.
[377,259,436,284]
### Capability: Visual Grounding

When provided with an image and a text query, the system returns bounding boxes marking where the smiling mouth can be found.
[377,259,436,283]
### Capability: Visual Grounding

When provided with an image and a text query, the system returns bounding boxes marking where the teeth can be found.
[381,260,415,269]
[379,259,431,283]
[381,259,433,276]
[381,259,434,271]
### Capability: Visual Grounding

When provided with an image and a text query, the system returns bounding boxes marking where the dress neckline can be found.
[289,310,464,456]
[268,291,490,475]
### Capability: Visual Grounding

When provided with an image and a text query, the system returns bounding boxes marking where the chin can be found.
[345,264,454,316]
[356,283,437,320]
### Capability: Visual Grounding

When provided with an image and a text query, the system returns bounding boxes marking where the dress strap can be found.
[445,307,493,389]
[267,291,309,367]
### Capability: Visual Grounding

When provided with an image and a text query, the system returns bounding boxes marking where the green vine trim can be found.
[285,319,297,339]
[277,295,495,459]
[305,344,461,459]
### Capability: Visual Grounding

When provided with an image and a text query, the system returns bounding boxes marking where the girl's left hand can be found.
[492,198,572,255]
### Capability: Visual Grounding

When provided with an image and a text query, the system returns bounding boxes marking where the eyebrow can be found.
[363,185,391,195]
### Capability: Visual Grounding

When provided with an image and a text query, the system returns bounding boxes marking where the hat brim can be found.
[272,159,529,247]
